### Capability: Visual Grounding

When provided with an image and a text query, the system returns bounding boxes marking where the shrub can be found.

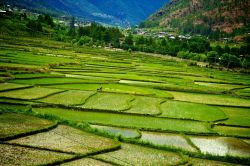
[177,51,189,59]
[207,51,219,65]
[26,20,42,32]
[77,36,93,46]
[71,39,77,45]
[219,53,241,68]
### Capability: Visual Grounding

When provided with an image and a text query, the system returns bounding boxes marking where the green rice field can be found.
[0,36,249,165]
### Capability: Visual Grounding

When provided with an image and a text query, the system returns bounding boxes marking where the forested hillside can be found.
[141,0,250,38]
[2,0,167,26]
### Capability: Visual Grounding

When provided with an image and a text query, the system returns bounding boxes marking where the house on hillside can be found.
[137,30,146,35]
[158,32,166,38]
[169,36,176,40]
[0,9,6,17]
[60,15,68,21]
[6,5,13,13]
[0,9,6,16]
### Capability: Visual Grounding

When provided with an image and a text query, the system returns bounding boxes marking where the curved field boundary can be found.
[2,142,121,166]
[159,100,228,122]
[6,133,121,156]
[13,75,65,80]
[100,90,173,99]
[51,146,122,166]
[0,84,33,92]
[6,121,122,153]
[0,65,47,72]
[231,87,250,99]
[0,98,234,126]
[31,103,228,124]
[9,77,120,85]
[2,142,75,155]
[92,142,188,166]
[90,125,142,140]
[167,91,250,108]
[88,125,250,165]
[64,74,120,81]
[0,98,35,105]
[0,143,76,166]
[193,80,250,86]
[31,107,215,135]
[0,90,67,101]
[37,90,97,106]
[44,83,174,99]
[0,86,66,100]
[119,80,225,95]
[31,104,201,120]
[213,123,250,129]
[211,125,250,139]
[79,92,135,112]
[0,121,58,142]
[88,122,215,136]
[156,114,229,124]
[115,132,250,165]
[125,97,166,116]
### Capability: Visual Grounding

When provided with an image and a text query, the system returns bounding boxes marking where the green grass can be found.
[32,107,214,134]
[126,96,165,115]
[235,88,250,97]
[101,83,173,98]
[13,72,64,79]
[66,72,160,82]
[119,78,226,94]
[93,143,187,166]
[46,83,173,98]
[215,107,250,127]
[0,62,44,69]
[167,91,250,107]
[0,48,76,67]
[38,90,96,106]
[0,113,56,140]
[80,92,134,112]
[0,143,75,165]
[0,83,31,91]
[8,125,120,154]
[0,98,35,105]
[64,73,118,81]
[0,87,64,100]
[194,82,247,91]
[10,77,112,85]
[0,104,31,112]
[46,83,101,91]
[160,100,227,122]
[213,125,250,138]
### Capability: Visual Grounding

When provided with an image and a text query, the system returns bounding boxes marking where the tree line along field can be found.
[0,36,250,165]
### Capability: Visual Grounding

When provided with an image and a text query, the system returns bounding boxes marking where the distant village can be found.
[133,28,233,43]
[134,28,192,40]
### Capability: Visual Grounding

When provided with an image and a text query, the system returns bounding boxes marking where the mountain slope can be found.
[142,0,250,36]
[3,0,168,26]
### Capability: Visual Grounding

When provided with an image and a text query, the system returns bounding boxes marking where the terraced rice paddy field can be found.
[0,36,250,165]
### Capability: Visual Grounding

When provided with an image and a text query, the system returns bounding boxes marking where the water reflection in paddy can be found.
[140,131,197,152]
[190,136,250,158]
[90,125,141,139]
